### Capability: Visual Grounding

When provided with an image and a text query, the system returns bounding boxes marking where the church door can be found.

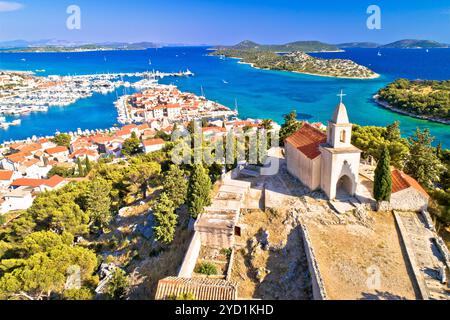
[336,175,353,199]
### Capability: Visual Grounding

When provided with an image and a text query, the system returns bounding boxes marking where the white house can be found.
[45,146,70,163]
[0,170,14,189]
[10,175,67,193]
[1,187,34,214]
[142,138,165,154]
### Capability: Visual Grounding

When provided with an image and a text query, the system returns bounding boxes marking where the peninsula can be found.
[211,44,379,79]
[375,79,450,124]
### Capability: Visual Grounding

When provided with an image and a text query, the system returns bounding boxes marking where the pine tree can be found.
[153,192,178,244]
[404,128,444,189]
[85,178,112,232]
[187,164,212,219]
[162,165,188,209]
[374,145,392,202]
[280,110,302,146]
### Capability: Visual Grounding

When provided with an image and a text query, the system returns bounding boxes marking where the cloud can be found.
[0,1,24,12]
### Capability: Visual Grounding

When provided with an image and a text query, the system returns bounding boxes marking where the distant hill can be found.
[337,42,380,48]
[220,40,340,52]
[381,39,449,49]
[0,40,162,52]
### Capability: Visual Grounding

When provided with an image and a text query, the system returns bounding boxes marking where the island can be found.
[2,42,161,53]
[211,44,379,79]
[215,40,343,52]
[375,79,450,124]
[380,39,449,49]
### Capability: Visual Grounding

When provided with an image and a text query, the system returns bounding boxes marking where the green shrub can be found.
[195,262,218,276]
[220,248,233,259]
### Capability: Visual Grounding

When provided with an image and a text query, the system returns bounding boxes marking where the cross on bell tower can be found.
[337,89,346,104]
[327,90,352,148]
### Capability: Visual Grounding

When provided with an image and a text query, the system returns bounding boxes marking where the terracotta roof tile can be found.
[143,138,165,147]
[45,146,69,155]
[0,170,13,181]
[285,123,327,159]
[11,175,65,188]
[391,169,429,199]
[155,277,238,300]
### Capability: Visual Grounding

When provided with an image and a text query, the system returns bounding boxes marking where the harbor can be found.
[0,70,194,120]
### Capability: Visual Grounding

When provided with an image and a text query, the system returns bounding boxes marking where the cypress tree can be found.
[77,158,84,177]
[374,145,392,202]
[85,157,92,174]
[187,164,212,219]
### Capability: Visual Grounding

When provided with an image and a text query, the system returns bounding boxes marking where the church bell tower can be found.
[319,91,362,200]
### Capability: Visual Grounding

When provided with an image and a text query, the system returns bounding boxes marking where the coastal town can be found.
[0,79,448,301]
[0,70,193,128]
[115,84,236,124]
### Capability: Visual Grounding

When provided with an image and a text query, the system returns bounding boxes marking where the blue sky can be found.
[0,0,450,44]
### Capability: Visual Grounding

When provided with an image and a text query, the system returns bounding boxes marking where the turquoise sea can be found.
[0,47,449,147]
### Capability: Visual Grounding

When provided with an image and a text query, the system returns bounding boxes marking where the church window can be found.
[340,130,346,143]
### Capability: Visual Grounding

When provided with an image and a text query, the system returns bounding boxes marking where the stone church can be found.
[286,99,361,200]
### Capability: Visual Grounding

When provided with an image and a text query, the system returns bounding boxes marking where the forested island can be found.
[211,48,379,79]
[376,79,450,124]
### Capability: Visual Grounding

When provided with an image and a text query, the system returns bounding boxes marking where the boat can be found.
[223,80,229,84]
[377,51,382,57]
[149,58,152,65]
[21,58,26,61]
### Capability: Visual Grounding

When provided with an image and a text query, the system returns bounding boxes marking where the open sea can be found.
[0,47,449,147]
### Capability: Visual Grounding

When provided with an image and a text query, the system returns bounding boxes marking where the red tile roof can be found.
[11,175,65,189]
[143,138,165,147]
[45,146,69,155]
[155,277,238,300]
[285,123,327,159]
[391,169,430,199]
[70,148,99,159]
[0,170,13,181]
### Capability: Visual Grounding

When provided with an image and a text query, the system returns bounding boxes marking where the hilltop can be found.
[337,42,380,48]
[380,39,449,49]
[218,40,341,52]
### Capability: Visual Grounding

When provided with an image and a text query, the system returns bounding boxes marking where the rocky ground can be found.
[232,207,312,300]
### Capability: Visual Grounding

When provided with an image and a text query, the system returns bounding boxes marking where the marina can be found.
[0,70,194,120]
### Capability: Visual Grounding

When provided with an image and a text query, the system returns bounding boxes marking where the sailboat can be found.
[222,80,229,84]
[148,58,152,65]
[377,51,382,57]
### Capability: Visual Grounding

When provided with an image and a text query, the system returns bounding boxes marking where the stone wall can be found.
[298,219,328,300]
[421,211,450,269]
[178,231,202,278]
[393,211,429,300]
[391,188,428,212]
